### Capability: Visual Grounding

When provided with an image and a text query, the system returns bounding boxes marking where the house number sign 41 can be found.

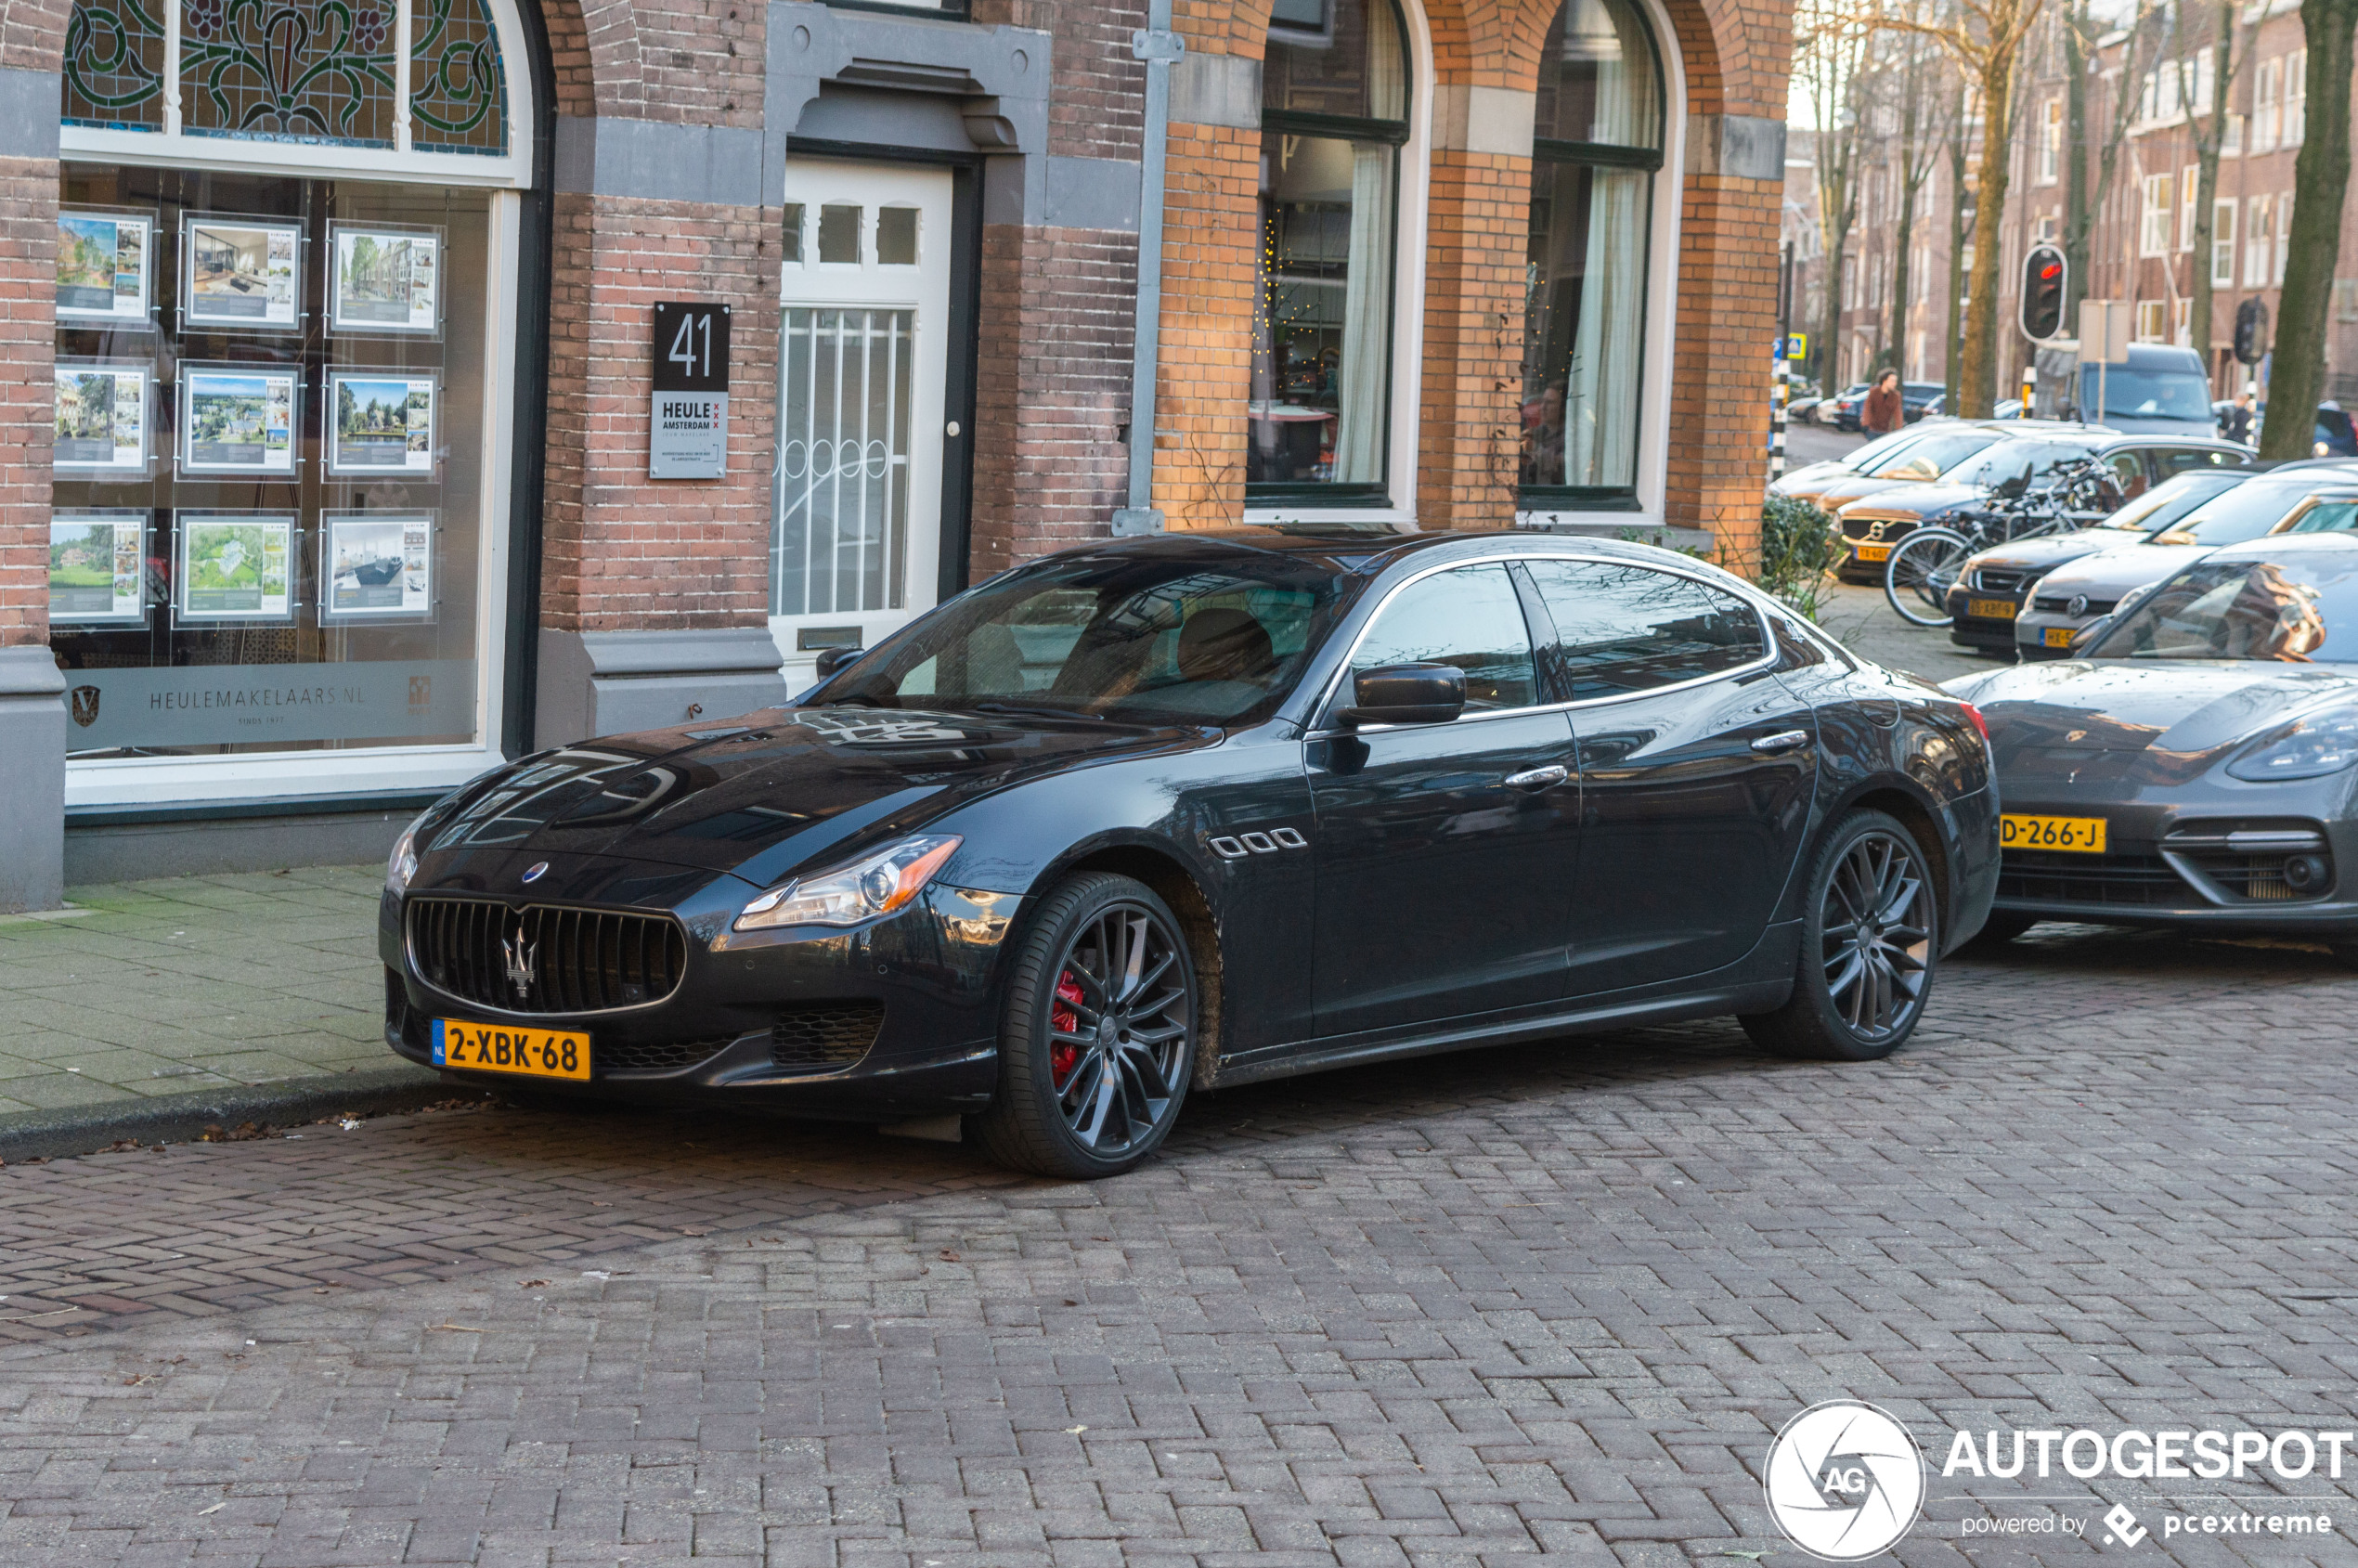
[649,301,731,480]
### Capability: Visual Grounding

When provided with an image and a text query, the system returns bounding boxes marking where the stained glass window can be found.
[411,0,509,154]
[61,0,167,131]
[180,0,398,147]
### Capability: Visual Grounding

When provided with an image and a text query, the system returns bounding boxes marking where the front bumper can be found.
[379,871,1020,1120]
[2014,603,2109,660]
[1992,793,2358,934]
[1837,520,1924,580]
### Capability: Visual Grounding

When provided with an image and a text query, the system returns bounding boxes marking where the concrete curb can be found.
[0,1066,490,1162]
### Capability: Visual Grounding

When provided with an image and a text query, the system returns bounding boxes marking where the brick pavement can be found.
[0,924,2354,1565]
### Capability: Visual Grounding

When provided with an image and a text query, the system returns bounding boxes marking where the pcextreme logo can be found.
[1763,1401,1927,1561]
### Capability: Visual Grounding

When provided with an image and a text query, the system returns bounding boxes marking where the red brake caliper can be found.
[1050,971,1085,1088]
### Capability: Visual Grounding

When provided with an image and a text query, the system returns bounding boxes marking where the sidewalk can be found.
[0,865,436,1150]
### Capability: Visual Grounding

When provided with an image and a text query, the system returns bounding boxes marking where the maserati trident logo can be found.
[501,924,538,1002]
[1763,1401,1925,1561]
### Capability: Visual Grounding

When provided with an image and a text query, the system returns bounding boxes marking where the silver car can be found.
[1947,533,2358,962]
[2015,462,2358,658]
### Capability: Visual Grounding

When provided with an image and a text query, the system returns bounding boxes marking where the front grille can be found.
[1999,850,2195,907]
[406,898,688,1016]
[771,1002,885,1072]
[2033,594,2117,615]
[1842,516,1915,541]
[1973,567,2035,594]
[599,1035,743,1077]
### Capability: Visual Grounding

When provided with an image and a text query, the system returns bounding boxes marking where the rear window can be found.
[2082,367,2212,421]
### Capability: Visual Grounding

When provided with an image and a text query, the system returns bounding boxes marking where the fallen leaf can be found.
[938,1249,959,1262]
[590,1200,612,1208]
[196,1502,226,1516]
[681,1227,708,1237]
[427,1323,485,1332]
[519,1279,548,1289]
[1064,1425,1087,1434]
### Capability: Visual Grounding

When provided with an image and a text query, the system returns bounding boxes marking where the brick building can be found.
[0,0,1794,903]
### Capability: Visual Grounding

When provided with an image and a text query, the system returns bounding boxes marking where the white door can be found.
[770,160,954,684]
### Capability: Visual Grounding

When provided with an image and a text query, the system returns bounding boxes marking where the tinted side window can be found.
[1349,564,1538,710]
[2157,447,2238,476]
[1524,560,1767,698]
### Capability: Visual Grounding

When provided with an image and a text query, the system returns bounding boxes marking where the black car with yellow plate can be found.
[1945,533,2358,962]
[383,529,2001,1176]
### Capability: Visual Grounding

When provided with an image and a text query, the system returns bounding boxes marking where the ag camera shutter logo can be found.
[1764,1401,1926,1560]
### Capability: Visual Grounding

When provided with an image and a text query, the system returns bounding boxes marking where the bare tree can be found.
[2061,0,2154,326]
[1943,75,1976,408]
[1796,0,1872,390]
[2177,0,2251,365]
[2258,0,2357,457]
[1882,35,1955,377]
[1881,0,2053,415]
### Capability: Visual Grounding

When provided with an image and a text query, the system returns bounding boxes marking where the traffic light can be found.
[2020,244,2067,342]
[2235,296,2270,365]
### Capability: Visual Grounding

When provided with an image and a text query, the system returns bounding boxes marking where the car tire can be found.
[970,872,1198,1179]
[1741,810,1941,1063]
[1966,909,2040,947]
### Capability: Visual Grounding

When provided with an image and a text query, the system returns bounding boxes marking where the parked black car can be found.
[382,531,2001,1175]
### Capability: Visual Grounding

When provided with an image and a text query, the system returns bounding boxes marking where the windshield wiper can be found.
[962,699,1100,720]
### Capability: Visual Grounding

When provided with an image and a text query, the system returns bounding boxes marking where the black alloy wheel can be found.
[972,872,1198,1177]
[1743,809,1939,1061]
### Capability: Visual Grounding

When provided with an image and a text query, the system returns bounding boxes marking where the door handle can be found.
[1751,729,1812,754]
[1504,764,1569,790]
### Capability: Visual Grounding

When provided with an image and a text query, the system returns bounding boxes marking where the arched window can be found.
[1521,0,1664,508]
[50,0,534,793]
[1250,0,1410,502]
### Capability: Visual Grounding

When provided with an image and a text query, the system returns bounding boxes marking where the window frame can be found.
[53,0,538,810]
[1246,0,1417,510]
[1516,0,1669,518]
[1307,549,1776,734]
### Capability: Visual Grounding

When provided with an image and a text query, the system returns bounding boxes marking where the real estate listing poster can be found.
[181,214,302,330]
[54,360,150,475]
[179,365,299,475]
[321,512,433,620]
[49,512,146,624]
[57,207,155,325]
[329,225,441,334]
[327,372,435,474]
[175,512,295,623]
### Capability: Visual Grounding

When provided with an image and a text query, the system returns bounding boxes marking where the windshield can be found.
[2150,480,2326,545]
[2081,366,2212,421]
[1859,429,2000,480]
[1841,426,1929,471]
[813,550,1346,724]
[2092,552,2358,662]
[2093,471,2248,532]
[1942,437,2097,490]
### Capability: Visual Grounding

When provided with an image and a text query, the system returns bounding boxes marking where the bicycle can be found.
[1881,460,2122,628]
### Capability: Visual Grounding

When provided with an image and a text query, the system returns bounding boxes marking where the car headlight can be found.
[2225,706,2358,782]
[385,823,421,894]
[733,835,962,931]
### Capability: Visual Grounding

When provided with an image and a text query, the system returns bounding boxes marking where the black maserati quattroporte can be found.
[383,530,2001,1175]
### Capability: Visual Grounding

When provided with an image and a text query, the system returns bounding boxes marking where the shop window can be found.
[1249,0,1409,501]
[49,0,525,774]
[1521,0,1664,511]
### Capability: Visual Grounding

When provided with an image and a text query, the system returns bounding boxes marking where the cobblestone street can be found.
[2,922,2354,1567]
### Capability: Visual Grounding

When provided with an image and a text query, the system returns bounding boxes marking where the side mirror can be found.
[2066,615,2113,654]
[811,644,863,680]
[1339,663,1466,727]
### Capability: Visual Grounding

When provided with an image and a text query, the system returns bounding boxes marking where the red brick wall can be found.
[1417,149,1533,529]
[0,158,55,650]
[539,197,779,633]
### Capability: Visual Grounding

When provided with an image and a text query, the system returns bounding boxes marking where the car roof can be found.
[1109,525,1731,580]
[2207,531,2358,562]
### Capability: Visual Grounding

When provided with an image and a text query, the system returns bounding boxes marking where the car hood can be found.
[1966,530,2144,574]
[411,706,1215,888]
[1941,659,2358,786]
[1840,482,1982,519]
[1812,475,1917,507]
[2030,540,2211,598]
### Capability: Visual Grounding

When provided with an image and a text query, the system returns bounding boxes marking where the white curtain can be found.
[1335,146,1394,484]
[1566,169,1646,487]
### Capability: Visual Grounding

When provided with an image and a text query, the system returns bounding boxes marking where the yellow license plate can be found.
[2044,626,2076,647]
[1854,544,1892,563]
[2000,814,2108,854]
[432,1018,590,1080]
[1968,598,2018,620]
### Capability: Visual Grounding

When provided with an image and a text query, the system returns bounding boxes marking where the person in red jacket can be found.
[1861,369,1904,435]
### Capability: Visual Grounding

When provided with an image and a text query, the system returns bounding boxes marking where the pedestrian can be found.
[1861,369,1904,436]
[2224,384,2257,446]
